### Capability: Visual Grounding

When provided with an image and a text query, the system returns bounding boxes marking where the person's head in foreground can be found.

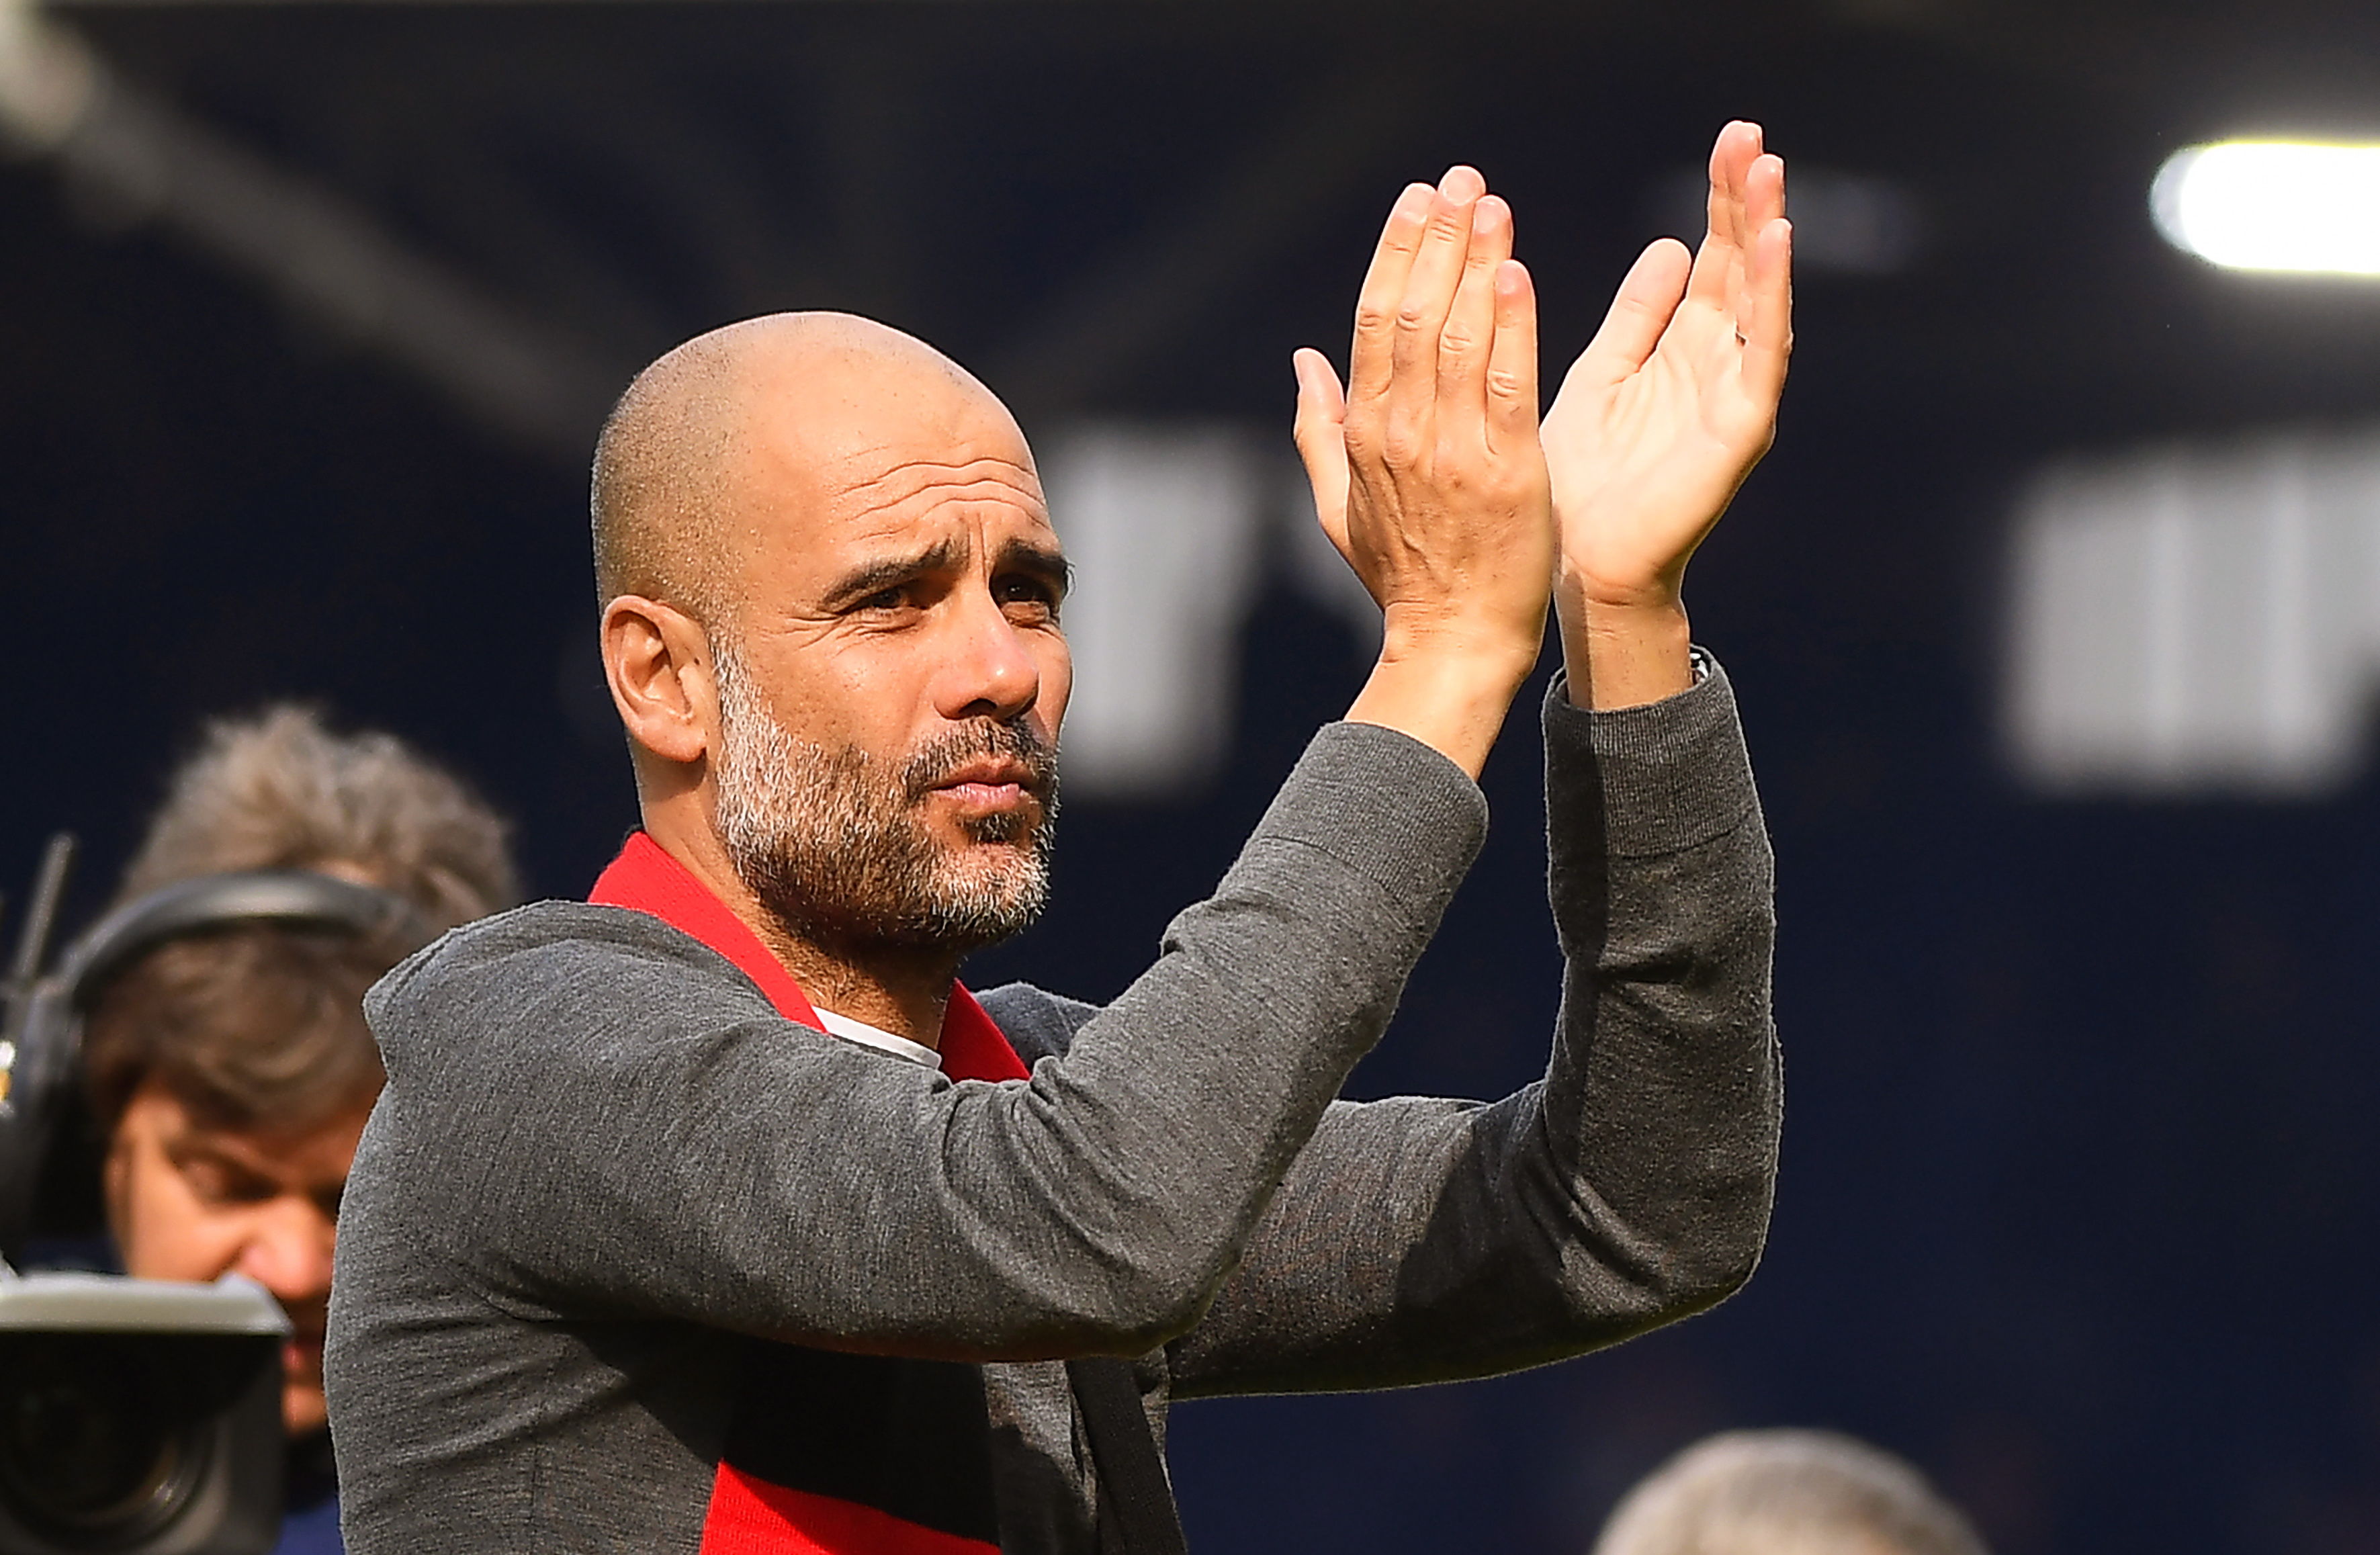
[1593,1429,1990,1555]
[85,705,517,1437]
[592,311,1067,1030]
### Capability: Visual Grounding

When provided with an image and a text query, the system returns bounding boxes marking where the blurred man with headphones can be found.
[7,707,515,1554]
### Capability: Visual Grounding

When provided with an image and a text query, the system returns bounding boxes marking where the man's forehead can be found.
[824,449,1049,529]
[670,324,1065,599]
[739,361,1040,486]
[158,1134,346,1200]
[142,1087,364,1177]
[746,436,1057,575]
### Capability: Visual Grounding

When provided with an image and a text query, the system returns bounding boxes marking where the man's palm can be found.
[1544,123,1791,611]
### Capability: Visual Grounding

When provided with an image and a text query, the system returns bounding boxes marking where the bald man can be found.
[327,125,1791,1555]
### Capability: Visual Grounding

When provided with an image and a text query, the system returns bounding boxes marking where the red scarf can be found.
[589,831,1028,1083]
[587,831,1025,1554]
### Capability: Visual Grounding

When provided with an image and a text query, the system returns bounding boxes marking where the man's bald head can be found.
[592,310,1070,994]
[589,312,1026,625]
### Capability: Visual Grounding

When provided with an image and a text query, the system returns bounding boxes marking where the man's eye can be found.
[856,587,908,612]
[179,1165,228,1202]
[184,1164,275,1206]
[997,579,1059,618]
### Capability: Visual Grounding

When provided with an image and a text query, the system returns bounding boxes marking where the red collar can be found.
[588,832,1029,1083]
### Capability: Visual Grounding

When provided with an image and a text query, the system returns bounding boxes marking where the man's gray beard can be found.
[709,639,1058,958]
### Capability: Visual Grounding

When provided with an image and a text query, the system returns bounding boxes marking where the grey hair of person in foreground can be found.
[1592,1429,1990,1555]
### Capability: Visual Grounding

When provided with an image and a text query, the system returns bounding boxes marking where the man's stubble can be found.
[709,637,1059,959]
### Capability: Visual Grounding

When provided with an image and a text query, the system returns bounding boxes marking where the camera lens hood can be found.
[0,1273,288,1555]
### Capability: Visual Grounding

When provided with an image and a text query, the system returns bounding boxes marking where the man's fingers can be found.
[1702,122,1742,250]
[1387,166,1486,415]
[1572,238,1691,388]
[1728,123,1763,251]
[1290,347,1355,557]
[1436,193,1515,419]
[1734,153,1788,346]
[1484,259,1540,450]
[1687,121,1761,310]
[1738,217,1794,409]
[1348,183,1435,404]
[1745,148,1786,234]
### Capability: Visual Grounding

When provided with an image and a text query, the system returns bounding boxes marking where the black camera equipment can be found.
[0,1270,289,1555]
[0,836,434,1554]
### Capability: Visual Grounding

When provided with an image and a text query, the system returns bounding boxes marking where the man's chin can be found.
[927,792,1049,846]
[946,844,1047,896]
[915,852,1050,948]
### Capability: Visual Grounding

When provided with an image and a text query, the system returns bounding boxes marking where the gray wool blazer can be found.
[324,662,1781,1554]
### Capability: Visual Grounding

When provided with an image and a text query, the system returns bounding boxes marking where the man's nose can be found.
[234,1196,337,1302]
[934,590,1041,723]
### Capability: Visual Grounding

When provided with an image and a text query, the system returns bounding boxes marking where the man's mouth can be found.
[929,760,1037,813]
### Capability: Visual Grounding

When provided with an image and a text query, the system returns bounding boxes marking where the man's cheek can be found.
[124,1217,230,1283]
[118,1167,204,1280]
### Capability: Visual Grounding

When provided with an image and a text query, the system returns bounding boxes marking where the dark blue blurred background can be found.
[9,4,2380,1550]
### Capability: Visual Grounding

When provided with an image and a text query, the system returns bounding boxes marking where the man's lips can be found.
[929,760,1037,809]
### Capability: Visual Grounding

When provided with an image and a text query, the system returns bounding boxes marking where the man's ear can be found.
[601,596,713,767]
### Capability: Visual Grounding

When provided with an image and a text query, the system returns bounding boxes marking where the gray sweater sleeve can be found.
[365,719,1485,1364]
[1165,658,1781,1396]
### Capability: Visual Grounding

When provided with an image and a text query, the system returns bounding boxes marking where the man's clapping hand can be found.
[1292,165,1557,779]
[1543,121,1792,708]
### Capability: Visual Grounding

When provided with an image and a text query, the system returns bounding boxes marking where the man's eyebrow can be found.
[819,537,969,608]
[818,535,1071,607]
[994,539,1072,598]
[165,1135,277,1181]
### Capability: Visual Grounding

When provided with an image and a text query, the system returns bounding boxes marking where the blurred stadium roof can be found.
[10,0,2380,465]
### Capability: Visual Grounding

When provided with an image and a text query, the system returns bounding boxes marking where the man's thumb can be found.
[1290,349,1353,555]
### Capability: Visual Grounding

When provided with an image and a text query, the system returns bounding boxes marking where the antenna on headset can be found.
[1,835,77,1115]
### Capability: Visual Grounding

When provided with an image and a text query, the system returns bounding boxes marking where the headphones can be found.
[0,868,434,1263]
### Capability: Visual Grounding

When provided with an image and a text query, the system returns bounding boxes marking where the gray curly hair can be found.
[1592,1430,1988,1555]
[118,705,516,927]
[86,706,518,1136]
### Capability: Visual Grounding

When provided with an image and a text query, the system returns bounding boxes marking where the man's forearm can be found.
[1166,662,1778,1396]
[1537,658,1779,1306]
[404,721,1490,1360]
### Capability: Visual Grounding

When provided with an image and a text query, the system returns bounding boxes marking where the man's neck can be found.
[644,813,959,1049]
[750,918,959,1051]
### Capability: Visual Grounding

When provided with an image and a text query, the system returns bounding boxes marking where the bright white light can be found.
[2004,428,2380,797]
[2152,141,2380,275]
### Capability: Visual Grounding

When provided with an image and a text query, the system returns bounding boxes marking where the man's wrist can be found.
[1556,593,1693,711]
[1346,635,1539,780]
[1376,605,1543,677]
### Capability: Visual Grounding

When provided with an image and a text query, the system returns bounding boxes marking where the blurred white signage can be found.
[2004,430,2380,795]
[1039,422,1383,801]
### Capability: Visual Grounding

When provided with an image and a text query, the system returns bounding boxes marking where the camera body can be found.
[0,1273,287,1555]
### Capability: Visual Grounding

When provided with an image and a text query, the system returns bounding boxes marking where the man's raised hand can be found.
[1542,120,1793,709]
[1291,166,1556,779]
